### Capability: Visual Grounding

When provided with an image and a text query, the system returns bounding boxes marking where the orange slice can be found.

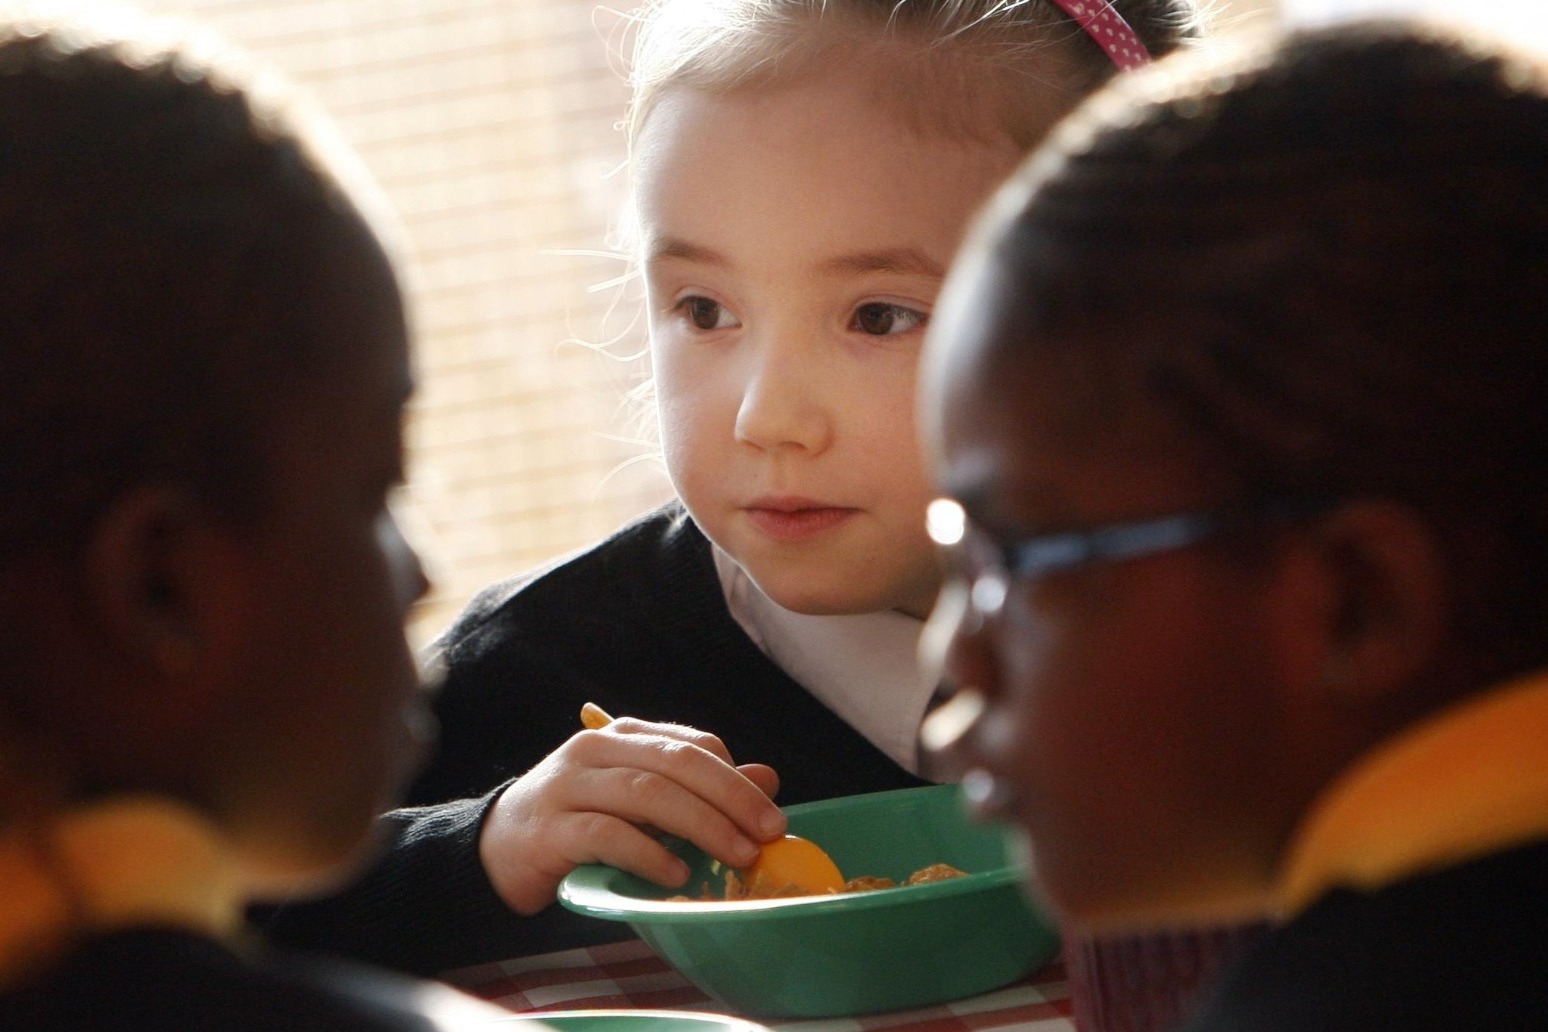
[738,835,845,897]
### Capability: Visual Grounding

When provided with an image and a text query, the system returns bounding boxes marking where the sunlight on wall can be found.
[19,0,1280,647]
[46,0,677,644]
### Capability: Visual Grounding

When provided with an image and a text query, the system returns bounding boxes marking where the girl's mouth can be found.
[744,502,858,541]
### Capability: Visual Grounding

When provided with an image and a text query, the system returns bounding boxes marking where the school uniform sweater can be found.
[0,798,507,1031]
[1182,671,1548,1031]
[1,928,510,1032]
[261,501,928,975]
[1180,837,1548,1031]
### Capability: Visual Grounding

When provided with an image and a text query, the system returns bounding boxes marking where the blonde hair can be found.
[600,0,1207,457]
[623,0,1209,148]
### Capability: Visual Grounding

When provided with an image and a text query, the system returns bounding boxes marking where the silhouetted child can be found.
[922,17,1548,1031]
[0,11,508,1029]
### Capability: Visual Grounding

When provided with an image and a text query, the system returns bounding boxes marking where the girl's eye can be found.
[852,302,927,336]
[675,295,739,331]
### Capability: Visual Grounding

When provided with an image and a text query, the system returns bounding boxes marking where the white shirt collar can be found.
[712,546,938,775]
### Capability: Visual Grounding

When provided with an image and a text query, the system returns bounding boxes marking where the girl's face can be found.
[919,263,1306,929]
[632,60,1037,619]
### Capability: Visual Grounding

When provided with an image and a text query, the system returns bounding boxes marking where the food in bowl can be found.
[736,833,844,896]
[557,784,1060,1018]
[728,859,967,899]
[669,836,968,901]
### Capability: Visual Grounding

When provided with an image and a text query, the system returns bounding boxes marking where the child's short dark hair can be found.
[0,15,391,558]
[975,19,1548,674]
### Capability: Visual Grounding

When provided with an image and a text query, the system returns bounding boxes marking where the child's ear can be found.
[1307,499,1448,709]
[82,485,235,678]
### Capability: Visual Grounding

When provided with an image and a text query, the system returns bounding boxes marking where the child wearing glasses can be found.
[261,0,1207,975]
[922,17,1548,1031]
[0,12,508,1029]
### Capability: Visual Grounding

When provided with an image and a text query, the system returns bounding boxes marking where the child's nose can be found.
[932,580,1006,708]
[733,335,835,453]
[381,510,432,609]
[916,583,1005,782]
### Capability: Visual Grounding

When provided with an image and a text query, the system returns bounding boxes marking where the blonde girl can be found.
[264,0,1206,975]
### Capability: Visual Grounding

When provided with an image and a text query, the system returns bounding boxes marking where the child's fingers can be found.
[478,726,787,916]
[569,733,786,841]
[566,754,781,867]
[589,716,738,766]
[571,722,783,838]
[736,762,780,800]
[581,820,697,890]
[528,803,696,889]
[480,785,691,913]
[544,733,785,871]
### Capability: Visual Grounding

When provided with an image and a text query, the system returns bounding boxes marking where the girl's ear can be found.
[82,485,237,680]
[1306,499,1449,710]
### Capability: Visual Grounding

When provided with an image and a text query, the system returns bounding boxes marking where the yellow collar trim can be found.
[0,796,242,989]
[1275,669,1548,915]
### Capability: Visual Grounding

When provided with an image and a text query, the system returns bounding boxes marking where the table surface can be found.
[446,938,1075,1032]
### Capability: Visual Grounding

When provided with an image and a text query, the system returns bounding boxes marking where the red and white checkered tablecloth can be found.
[445,938,1074,1032]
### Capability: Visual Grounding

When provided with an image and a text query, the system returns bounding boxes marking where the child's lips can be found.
[744,501,858,541]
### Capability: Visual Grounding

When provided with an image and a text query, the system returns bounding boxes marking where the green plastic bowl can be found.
[558,785,1059,1018]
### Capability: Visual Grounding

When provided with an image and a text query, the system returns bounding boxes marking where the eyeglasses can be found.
[925,496,1322,617]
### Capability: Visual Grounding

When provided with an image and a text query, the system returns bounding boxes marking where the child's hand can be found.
[477,717,785,915]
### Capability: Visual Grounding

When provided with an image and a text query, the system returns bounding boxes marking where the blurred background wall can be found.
[44,0,1536,645]
[39,0,668,643]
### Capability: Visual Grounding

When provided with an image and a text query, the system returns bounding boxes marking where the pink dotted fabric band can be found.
[1048,0,1152,70]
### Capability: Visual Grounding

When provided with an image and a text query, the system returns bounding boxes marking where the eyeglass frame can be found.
[927,496,1332,618]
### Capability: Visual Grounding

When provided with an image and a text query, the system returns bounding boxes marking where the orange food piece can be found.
[664,838,970,902]
[841,875,897,893]
[737,835,846,897]
[904,862,967,885]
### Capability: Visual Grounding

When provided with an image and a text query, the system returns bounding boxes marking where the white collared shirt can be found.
[713,546,939,776]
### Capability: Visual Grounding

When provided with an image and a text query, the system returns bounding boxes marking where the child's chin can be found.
[752,571,889,616]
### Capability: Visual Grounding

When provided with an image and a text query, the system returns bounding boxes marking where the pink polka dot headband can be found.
[1049,0,1152,70]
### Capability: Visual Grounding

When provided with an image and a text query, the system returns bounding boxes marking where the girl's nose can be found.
[733,335,834,454]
